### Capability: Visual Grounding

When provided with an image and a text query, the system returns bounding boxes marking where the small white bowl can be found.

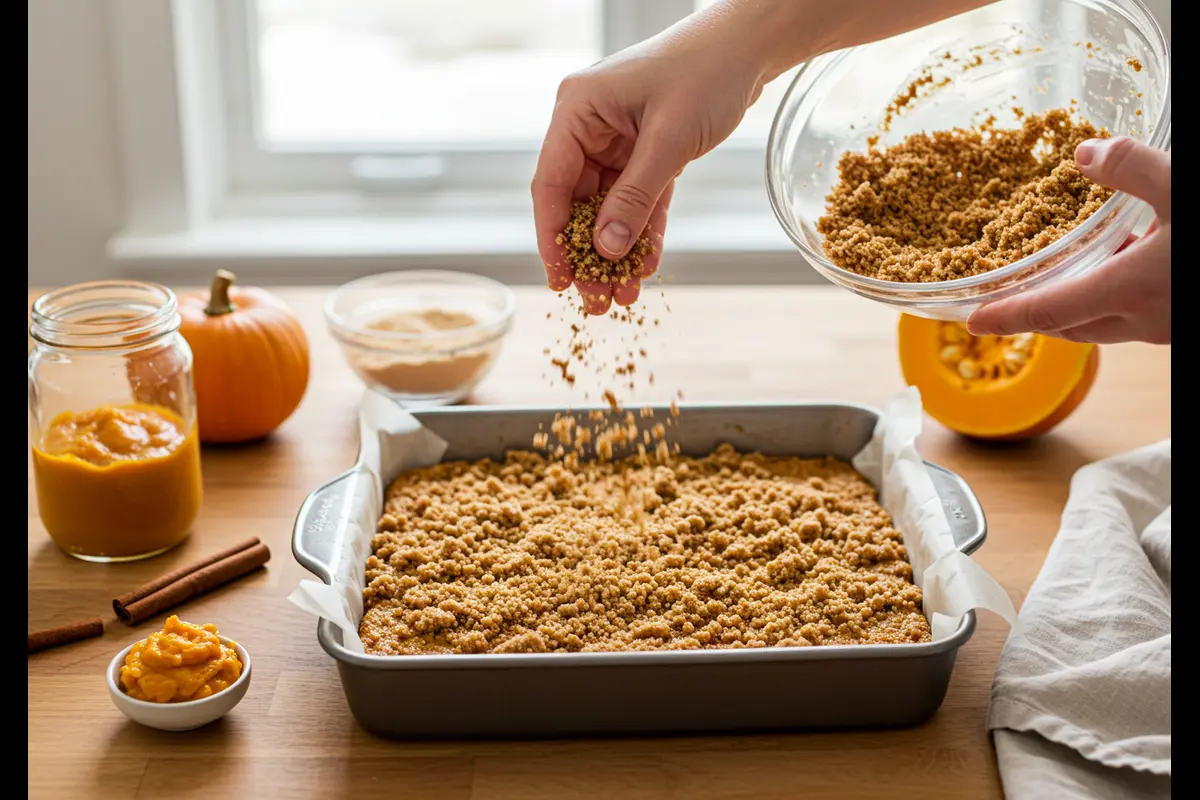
[106,635,252,732]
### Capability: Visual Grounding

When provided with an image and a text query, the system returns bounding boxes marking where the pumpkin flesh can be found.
[897,314,1098,441]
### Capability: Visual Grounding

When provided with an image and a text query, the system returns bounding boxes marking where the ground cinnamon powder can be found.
[350,308,493,395]
[360,445,930,654]
[818,108,1113,282]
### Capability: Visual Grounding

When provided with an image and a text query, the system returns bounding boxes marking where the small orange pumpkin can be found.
[897,314,1099,441]
[178,270,310,443]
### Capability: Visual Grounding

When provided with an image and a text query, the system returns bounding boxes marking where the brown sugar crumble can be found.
[818,108,1113,282]
[360,445,931,655]
[556,193,654,286]
[1127,57,1143,72]
[881,69,951,133]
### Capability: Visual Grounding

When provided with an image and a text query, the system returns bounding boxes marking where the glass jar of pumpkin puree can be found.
[29,281,202,562]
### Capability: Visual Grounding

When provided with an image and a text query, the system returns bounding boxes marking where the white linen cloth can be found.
[988,440,1171,799]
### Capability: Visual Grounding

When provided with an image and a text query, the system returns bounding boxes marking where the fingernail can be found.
[597,222,631,256]
[1075,139,1099,167]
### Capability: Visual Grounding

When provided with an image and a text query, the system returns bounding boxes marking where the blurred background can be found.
[28,0,1170,288]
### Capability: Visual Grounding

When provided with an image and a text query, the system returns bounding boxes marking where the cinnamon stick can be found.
[28,617,104,654]
[113,537,262,613]
[113,540,271,625]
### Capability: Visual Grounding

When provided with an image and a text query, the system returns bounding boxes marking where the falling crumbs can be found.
[818,108,1113,282]
[541,201,682,471]
[536,300,683,474]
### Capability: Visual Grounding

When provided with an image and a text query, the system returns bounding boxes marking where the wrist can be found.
[713,0,836,84]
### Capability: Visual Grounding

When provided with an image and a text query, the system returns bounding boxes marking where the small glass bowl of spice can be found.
[766,0,1170,321]
[325,270,516,405]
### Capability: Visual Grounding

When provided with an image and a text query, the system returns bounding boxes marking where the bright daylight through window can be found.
[241,0,780,180]
[253,0,603,147]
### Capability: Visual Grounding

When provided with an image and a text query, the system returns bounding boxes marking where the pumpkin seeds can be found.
[957,358,984,380]
[937,322,1037,382]
[940,344,967,364]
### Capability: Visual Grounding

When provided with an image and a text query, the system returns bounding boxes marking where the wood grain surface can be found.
[27,285,1171,800]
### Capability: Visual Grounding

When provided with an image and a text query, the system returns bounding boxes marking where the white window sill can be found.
[107,210,823,285]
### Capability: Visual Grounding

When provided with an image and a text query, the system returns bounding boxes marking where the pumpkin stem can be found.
[205,270,238,316]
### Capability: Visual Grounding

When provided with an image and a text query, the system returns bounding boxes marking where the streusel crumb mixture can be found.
[556,193,654,286]
[818,108,1113,282]
[360,445,931,655]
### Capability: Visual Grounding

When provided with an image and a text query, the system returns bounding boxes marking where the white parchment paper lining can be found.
[289,386,1017,653]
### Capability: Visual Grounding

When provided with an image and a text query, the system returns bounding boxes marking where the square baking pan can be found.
[293,402,986,738]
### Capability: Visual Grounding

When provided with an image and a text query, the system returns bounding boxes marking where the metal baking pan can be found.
[293,402,986,738]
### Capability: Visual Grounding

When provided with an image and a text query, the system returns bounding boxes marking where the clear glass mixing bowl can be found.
[766,0,1170,321]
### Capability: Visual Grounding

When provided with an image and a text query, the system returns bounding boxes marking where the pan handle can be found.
[924,461,988,556]
[292,467,359,585]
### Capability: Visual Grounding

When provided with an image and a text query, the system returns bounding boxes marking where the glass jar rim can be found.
[30,280,181,350]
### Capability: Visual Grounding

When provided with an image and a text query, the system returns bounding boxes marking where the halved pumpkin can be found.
[897,314,1099,441]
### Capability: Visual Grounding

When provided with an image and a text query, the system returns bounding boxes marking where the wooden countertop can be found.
[27,285,1171,800]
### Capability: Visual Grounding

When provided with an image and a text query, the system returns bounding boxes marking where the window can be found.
[253,0,602,147]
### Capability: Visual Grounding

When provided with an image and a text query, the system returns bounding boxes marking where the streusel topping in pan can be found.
[360,445,930,655]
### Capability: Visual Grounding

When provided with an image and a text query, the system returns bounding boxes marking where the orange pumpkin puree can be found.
[31,404,202,559]
[120,616,242,703]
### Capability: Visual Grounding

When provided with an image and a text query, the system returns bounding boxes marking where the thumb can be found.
[594,129,688,259]
[1076,137,1171,222]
